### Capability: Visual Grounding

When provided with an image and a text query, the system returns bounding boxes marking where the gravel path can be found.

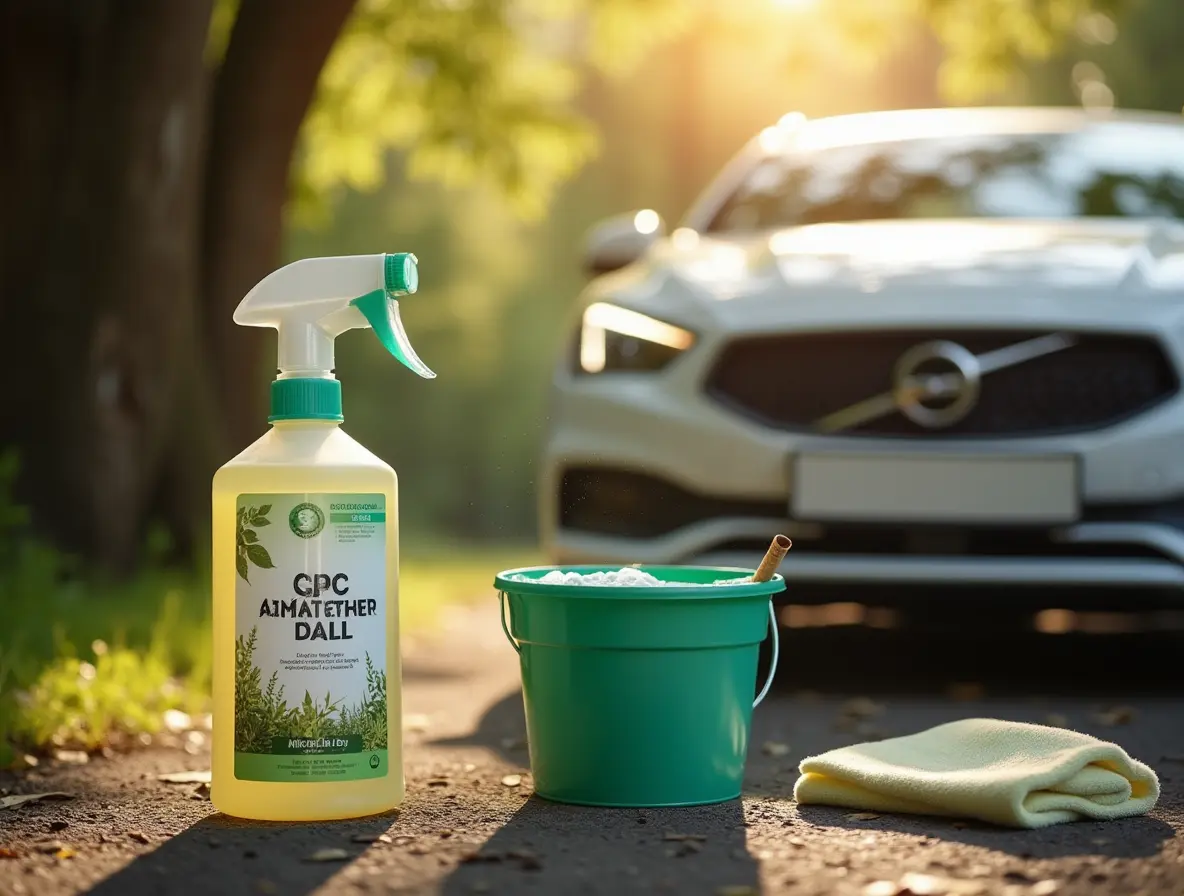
[1,603,1182,895]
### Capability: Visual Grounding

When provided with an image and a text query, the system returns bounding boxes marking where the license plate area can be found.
[791,452,1080,524]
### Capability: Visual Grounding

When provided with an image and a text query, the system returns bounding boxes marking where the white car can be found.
[540,106,1184,603]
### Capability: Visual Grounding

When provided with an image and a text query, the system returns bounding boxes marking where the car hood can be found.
[593,219,1184,332]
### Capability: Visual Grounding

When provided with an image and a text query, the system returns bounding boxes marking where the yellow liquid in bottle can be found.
[211,420,404,821]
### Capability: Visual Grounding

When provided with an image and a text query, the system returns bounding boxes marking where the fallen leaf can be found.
[945,682,985,702]
[305,848,350,862]
[761,741,791,758]
[666,841,701,857]
[718,887,759,896]
[1093,706,1137,727]
[663,833,708,842]
[1031,882,1061,896]
[0,793,74,810]
[460,851,503,864]
[898,872,949,895]
[191,782,211,801]
[863,883,901,896]
[507,848,542,870]
[840,697,883,718]
[426,779,450,787]
[129,832,151,844]
[1044,714,1069,728]
[500,774,522,787]
[157,770,211,784]
[54,847,75,860]
[352,833,392,844]
[53,751,88,765]
[0,848,18,859]
[846,812,881,821]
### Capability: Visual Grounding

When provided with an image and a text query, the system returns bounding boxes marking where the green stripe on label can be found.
[330,512,386,523]
[235,749,388,782]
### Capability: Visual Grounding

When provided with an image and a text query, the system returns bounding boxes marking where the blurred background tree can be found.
[0,0,1149,570]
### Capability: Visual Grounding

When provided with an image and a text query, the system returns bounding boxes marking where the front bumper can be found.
[541,348,1184,591]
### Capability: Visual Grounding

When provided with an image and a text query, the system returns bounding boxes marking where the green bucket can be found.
[494,565,785,807]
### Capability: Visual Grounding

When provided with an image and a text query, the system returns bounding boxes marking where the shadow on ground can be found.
[84,813,397,896]
[439,796,759,895]
[795,806,1176,860]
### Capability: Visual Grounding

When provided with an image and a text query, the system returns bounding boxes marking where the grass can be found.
[0,478,539,765]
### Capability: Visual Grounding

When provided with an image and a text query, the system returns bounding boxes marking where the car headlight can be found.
[575,302,695,374]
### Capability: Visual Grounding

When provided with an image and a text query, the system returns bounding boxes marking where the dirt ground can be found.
[1,602,1182,896]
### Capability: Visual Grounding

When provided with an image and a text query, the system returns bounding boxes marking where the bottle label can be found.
[233,493,388,783]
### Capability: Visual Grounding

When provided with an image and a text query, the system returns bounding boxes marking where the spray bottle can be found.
[211,253,433,821]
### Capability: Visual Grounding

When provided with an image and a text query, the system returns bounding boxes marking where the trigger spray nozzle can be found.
[233,250,435,424]
[350,253,435,379]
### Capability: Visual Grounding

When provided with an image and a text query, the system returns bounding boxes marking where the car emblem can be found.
[812,332,1077,434]
[891,340,981,429]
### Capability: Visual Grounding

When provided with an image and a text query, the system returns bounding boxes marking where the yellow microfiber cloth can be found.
[794,718,1159,829]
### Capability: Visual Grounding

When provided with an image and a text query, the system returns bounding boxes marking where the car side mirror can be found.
[582,210,666,277]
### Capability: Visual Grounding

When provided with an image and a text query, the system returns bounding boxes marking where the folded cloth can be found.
[794,718,1159,829]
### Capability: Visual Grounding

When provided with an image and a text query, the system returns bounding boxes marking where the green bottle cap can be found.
[385,252,418,295]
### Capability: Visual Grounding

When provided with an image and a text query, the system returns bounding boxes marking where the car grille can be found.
[704,330,1179,436]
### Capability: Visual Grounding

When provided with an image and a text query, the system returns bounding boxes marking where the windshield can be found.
[706,122,1184,233]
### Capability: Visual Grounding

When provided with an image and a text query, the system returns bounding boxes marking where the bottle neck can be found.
[270,418,342,431]
[269,377,343,423]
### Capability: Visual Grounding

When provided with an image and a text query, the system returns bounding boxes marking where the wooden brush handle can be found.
[753,534,792,582]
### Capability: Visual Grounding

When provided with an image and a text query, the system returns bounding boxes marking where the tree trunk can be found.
[0,0,211,571]
[201,0,358,455]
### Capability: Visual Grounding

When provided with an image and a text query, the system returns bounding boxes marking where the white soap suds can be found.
[505,568,750,587]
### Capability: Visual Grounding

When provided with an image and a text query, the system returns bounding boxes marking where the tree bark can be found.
[0,0,211,571]
[201,0,358,454]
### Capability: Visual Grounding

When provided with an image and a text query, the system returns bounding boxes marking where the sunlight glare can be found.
[633,209,660,235]
[758,126,786,154]
[771,0,819,9]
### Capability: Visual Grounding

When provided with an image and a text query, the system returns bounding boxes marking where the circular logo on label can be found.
[369,754,381,769]
[289,503,325,539]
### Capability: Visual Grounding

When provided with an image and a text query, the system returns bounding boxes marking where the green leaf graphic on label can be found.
[236,504,275,583]
[245,543,274,569]
[234,626,388,754]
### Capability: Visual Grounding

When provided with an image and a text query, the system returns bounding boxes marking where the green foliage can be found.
[235,504,274,583]
[290,0,689,223]
[11,641,187,753]
[1018,0,1184,113]
[234,627,387,753]
[0,450,210,761]
[917,0,1134,100]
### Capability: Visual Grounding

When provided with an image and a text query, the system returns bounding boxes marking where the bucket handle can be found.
[500,592,780,708]
[499,591,521,654]
[753,600,779,709]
